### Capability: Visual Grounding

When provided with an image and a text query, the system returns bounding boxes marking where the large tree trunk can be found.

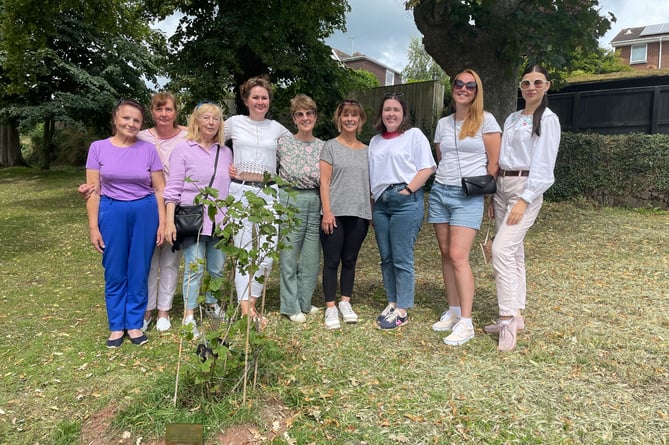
[0,120,28,168]
[413,0,521,124]
[39,119,56,170]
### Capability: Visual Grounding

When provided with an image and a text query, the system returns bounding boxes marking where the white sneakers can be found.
[324,307,341,330]
[182,315,200,338]
[443,320,475,346]
[431,310,460,332]
[338,301,358,323]
[156,317,171,332]
[288,313,307,323]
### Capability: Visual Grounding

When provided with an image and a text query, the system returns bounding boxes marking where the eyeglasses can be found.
[384,92,404,98]
[453,80,477,91]
[519,79,548,90]
[293,110,316,118]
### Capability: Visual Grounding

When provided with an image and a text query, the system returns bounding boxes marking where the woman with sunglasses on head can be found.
[277,94,324,323]
[84,99,166,348]
[486,65,560,352]
[164,103,232,338]
[225,76,291,325]
[320,99,371,330]
[369,93,436,330]
[428,69,501,346]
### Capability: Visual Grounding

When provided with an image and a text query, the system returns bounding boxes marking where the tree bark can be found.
[413,0,521,124]
[0,120,28,168]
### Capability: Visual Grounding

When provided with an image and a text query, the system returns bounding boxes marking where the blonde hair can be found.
[332,100,367,134]
[186,103,225,145]
[454,69,485,140]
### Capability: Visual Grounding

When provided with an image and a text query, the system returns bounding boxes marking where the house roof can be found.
[331,48,401,75]
[611,23,669,46]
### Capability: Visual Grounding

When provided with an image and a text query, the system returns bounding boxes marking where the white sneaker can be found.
[443,320,475,346]
[183,316,200,338]
[205,303,225,320]
[307,305,321,315]
[338,301,358,324]
[156,317,171,332]
[288,313,307,323]
[324,307,341,330]
[141,317,152,332]
[432,310,460,332]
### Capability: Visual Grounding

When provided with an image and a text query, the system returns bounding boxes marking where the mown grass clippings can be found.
[0,167,667,444]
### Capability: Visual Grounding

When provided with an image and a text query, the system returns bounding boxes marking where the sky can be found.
[324,0,669,74]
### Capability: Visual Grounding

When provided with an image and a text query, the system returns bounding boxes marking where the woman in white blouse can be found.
[486,64,561,352]
[225,76,291,325]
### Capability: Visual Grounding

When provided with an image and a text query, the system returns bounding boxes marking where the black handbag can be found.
[173,145,221,238]
[461,174,496,196]
[453,116,497,196]
[174,204,204,237]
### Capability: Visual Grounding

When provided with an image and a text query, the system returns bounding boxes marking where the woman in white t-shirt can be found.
[368,93,436,330]
[428,69,501,346]
[225,76,290,326]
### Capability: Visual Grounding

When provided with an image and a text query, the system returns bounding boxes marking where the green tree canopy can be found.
[409,0,614,123]
[148,0,353,125]
[0,0,165,168]
[402,36,449,86]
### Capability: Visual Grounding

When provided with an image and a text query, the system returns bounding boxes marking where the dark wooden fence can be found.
[545,85,669,135]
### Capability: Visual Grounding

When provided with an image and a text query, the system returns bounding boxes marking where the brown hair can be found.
[111,99,145,135]
[290,94,318,114]
[240,75,273,103]
[332,99,367,134]
[150,92,179,128]
[374,94,412,134]
[522,64,550,137]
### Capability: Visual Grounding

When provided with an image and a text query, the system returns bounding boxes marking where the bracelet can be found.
[404,185,414,194]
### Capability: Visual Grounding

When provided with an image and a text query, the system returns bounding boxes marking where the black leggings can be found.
[320,216,369,302]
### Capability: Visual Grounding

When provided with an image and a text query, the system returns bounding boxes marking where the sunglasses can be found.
[293,110,316,119]
[342,99,361,105]
[453,79,477,91]
[519,79,548,90]
[195,100,221,109]
[384,92,404,98]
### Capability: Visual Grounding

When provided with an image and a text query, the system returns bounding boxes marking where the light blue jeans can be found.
[182,237,225,311]
[372,184,424,310]
[278,188,321,315]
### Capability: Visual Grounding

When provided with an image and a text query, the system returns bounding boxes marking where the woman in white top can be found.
[368,93,436,330]
[428,69,501,346]
[224,76,290,324]
[485,65,560,352]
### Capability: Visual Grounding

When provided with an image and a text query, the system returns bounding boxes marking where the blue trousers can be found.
[372,185,424,309]
[182,237,225,311]
[99,195,158,331]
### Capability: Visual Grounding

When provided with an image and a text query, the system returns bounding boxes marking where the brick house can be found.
[331,48,402,86]
[610,23,669,70]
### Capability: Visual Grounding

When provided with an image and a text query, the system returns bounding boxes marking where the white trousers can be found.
[147,244,182,312]
[491,177,543,317]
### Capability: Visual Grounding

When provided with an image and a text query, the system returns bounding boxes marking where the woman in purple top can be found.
[164,103,232,338]
[85,99,166,348]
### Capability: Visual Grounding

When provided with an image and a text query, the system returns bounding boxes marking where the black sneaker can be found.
[376,304,395,324]
[378,310,408,330]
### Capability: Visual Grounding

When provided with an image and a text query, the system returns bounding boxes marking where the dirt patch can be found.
[79,396,294,444]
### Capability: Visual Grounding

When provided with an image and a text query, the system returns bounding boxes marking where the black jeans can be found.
[319,216,369,302]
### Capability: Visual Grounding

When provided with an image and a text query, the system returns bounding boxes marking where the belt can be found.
[232,178,276,187]
[499,169,529,177]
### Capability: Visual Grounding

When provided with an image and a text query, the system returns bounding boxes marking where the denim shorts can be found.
[427,182,484,230]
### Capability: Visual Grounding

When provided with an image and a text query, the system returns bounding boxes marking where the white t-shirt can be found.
[368,127,436,201]
[433,112,501,186]
[224,115,290,175]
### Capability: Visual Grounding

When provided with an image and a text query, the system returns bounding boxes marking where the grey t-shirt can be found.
[320,138,372,220]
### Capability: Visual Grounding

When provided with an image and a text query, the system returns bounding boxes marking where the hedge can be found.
[547,132,669,209]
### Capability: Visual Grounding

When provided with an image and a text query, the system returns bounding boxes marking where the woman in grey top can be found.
[319,99,371,330]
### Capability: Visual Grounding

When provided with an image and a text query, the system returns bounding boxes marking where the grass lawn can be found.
[0,167,667,444]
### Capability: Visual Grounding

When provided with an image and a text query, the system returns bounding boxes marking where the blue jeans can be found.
[182,237,225,311]
[373,185,424,309]
[278,188,321,315]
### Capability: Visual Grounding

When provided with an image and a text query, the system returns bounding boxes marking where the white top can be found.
[499,108,561,203]
[223,115,291,175]
[433,112,501,186]
[368,127,436,201]
[137,128,188,179]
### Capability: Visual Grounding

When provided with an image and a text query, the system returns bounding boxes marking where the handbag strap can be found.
[201,144,221,201]
[453,116,465,180]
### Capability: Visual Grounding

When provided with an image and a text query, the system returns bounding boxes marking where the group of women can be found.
[84,65,559,353]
